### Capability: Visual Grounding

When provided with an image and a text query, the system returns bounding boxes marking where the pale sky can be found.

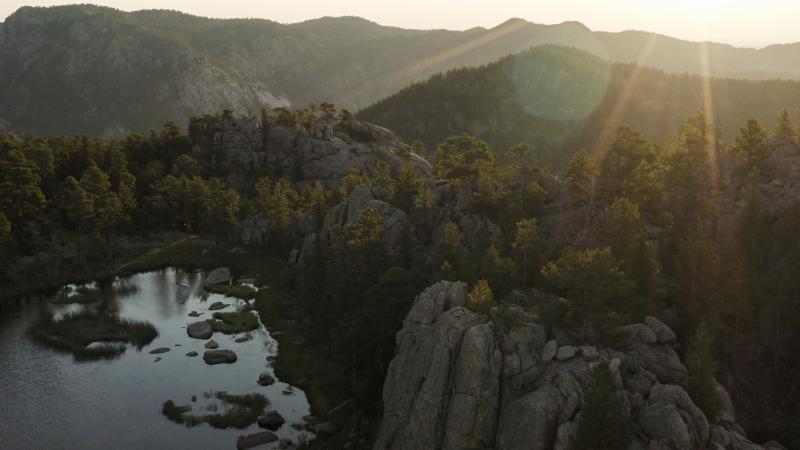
[1,0,797,48]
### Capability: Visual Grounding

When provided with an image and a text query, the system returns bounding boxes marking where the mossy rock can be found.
[208,311,259,334]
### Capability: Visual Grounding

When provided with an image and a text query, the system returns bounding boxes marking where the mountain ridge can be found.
[3,4,800,137]
[357,45,800,168]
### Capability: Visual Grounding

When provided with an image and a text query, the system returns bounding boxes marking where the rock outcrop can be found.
[213,115,430,189]
[315,185,407,256]
[375,281,780,450]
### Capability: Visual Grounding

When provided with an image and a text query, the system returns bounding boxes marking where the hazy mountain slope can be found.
[3,4,800,136]
[358,46,800,168]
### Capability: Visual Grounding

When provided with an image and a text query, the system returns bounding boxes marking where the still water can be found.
[0,269,312,449]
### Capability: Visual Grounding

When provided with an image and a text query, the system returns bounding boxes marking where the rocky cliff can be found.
[375,281,786,450]
[215,114,430,189]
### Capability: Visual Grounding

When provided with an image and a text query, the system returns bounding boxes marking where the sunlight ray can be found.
[590,32,659,158]
[345,18,530,102]
[699,41,721,208]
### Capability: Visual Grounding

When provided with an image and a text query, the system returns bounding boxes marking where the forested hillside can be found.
[359,46,800,169]
[4,5,800,137]
[2,105,799,447]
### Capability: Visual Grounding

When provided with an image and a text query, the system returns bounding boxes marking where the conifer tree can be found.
[732,118,771,177]
[0,135,47,227]
[575,361,630,450]
[686,322,721,418]
[564,149,597,206]
[773,109,795,140]
[513,218,540,288]
[467,279,495,313]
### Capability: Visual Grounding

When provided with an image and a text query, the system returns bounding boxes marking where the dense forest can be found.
[359,45,800,169]
[2,103,800,447]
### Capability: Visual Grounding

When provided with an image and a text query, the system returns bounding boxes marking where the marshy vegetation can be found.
[162,391,269,429]
[52,285,104,304]
[27,311,158,360]
[208,310,260,334]
[204,283,257,300]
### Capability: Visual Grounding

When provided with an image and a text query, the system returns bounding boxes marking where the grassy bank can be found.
[1,236,276,303]
[255,288,348,417]
[0,241,160,303]
[117,237,284,281]
[204,284,257,299]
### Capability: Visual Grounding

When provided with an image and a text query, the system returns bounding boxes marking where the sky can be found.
[1,0,798,48]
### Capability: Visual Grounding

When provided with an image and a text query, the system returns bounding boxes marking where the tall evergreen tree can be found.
[685,322,721,418]
[773,109,796,140]
[575,361,630,450]
[0,135,47,228]
[732,118,771,177]
[564,149,597,206]
[513,218,540,289]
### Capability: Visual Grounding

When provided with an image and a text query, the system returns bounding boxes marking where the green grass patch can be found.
[116,237,216,274]
[204,284,257,300]
[208,311,260,334]
[28,311,158,361]
[52,286,104,304]
[162,391,269,429]
[118,237,286,288]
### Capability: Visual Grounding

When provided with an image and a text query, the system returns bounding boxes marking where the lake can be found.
[0,268,312,449]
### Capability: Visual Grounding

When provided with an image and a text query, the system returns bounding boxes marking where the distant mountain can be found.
[358,46,800,168]
[3,4,800,136]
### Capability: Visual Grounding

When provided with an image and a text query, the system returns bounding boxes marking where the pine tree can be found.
[773,109,796,140]
[575,361,630,450]
[467,279,495,313]
[513,218,540,288]
[0,134,47,227]
[732,118,771,177]
[201,177,240,237]
[58,176,94,231]
[541,247,635,340]
[564,149,597,206]
[0,211,13,259]
[685,322,721,418]
[598,124,655,200]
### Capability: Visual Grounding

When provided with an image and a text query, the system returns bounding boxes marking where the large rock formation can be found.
[375,281,783,450]
[213,114,430,188]
[315,184,407,256]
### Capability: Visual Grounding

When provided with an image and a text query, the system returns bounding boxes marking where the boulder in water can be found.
[257,410,286,429]
[236,431,278,449]
[203,349,237,365]
[187,321,213,339]
[204,267,231,287]
[205,339,219,349]
[208,301,228,311]
[257,372,275,386]
[186,351,198,357]
[149,347,170,354]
